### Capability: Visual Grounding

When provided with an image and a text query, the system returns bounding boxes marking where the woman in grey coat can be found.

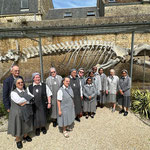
[8,78,33,149]
[69,69,83,122]
[118,69,131,116]
[46,67,62,127]
[83,77,97,119]
[88,70,102,110]
[98,68,107,108]
[57,77,75,138]
[106,69,119,112]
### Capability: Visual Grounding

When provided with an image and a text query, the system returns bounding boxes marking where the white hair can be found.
[50,67,56,72]
[110,69,115,73]
[10,65,19,71]
[49,67,57,76]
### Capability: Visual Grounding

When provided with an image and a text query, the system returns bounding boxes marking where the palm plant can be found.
[131,89,150,119]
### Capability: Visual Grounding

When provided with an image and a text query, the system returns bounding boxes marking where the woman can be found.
[69,69,83,122]
[98,67,107,108]
[83,77,97,119]
[46,67,62,127]
[27,73,52,136]
[106,69,119,112]
[8,78,33,149]
[57,77,75,138]
[88,70,101,111]
[118,69,131,116]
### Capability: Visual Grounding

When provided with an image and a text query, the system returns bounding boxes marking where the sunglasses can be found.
[17,82,23,85]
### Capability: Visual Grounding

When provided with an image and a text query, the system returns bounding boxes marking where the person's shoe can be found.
[119,109,125,114]
[23,136,32,142]
[75,117,80,122]
[91,114,94,118]
[16,141,23,149]
[85,115,89,119]
[100,104,104,108]
[124,111,128,116]
[63,131,69,138]
[53,122,57,127]
[41,127,47,134]
[35,128,40,136]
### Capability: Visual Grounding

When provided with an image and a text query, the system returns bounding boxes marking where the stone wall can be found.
[105,4,150,17]
[0,14,42,23]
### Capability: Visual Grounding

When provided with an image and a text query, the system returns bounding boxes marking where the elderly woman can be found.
[46,67,62,127]
[8,78,33,149]
[106,69,119,112]
[69,69,83,122]
[27,73,52,136]
[57,77,75,138]
[118,69,131,116]
[83,77,97,119]
[88,70,101,97]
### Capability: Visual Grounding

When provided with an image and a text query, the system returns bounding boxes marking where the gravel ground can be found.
[0,107,150,150]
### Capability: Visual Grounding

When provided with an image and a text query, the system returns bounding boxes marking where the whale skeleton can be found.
[0,40,150,79]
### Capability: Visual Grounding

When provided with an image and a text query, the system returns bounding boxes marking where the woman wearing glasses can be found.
[8,78,33,149]
[46,67,62,127]
[118,69,131,116]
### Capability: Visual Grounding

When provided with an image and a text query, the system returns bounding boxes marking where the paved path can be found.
[0,107,150,150]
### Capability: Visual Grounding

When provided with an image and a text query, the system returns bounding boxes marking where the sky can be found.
[52,0,97,9]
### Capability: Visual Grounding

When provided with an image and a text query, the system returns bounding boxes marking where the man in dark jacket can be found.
[3,65,23,112]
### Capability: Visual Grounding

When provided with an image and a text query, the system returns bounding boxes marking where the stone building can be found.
[0,0,150,83]
[0,0,53,23]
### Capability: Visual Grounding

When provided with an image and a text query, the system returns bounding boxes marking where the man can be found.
[69,69,83,122]
[92,66,99,76]
[98,68,107,108]
[78,68,86,88]
[46,67,62,127]
[3,65,24,112]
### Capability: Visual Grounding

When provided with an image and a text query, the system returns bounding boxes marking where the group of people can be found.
[2,65,131,149]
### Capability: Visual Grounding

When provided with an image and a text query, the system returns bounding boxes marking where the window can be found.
[108,0,116,2]
[21,0,29,9]
[64,12,72,18]
[87,11,95,16]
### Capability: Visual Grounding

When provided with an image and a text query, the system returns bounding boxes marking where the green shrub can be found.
[0,102,8,118]
[131,89,150,119]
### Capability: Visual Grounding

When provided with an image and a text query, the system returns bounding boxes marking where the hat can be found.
[78,68,84,72]
[70,68,77,74]
[12,77,24,91]
[121,69,128,74]
[32,72,40,80]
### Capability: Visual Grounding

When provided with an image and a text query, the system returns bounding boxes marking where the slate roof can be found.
[0,0,38,15]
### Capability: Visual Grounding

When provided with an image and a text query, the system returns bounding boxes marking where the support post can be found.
[38,37,44,83]
[130,31,135,86]
[143,51,146,89]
